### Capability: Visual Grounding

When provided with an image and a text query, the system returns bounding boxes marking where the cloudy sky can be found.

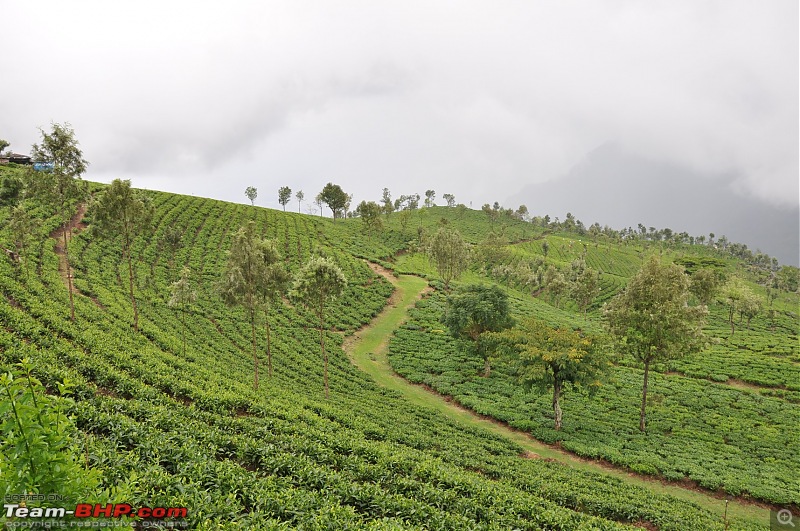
[2,2,797,228]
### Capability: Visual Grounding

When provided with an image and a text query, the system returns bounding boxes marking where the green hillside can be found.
[1,167,796,529]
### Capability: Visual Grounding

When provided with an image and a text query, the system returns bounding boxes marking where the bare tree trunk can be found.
[640,360,650,432]
[251,307,259,390]
[127,253,138,332]
[63,227,75,322]
[553,379,563,431]
[181,309,186,356]
[266,316,272,379]
[483,357,491,378]
[319,307,328,399]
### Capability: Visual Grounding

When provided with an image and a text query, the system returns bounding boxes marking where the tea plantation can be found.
[0,169,794,529]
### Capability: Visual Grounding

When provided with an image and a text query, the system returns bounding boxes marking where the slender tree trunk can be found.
[483,357,491,378]
[553,379,563,431]
[250,307,258,390]
[640,359,651,432]
[181,308,186,356]
[63,226,75,322]
[319,306,328,399]
[126,253,138,332]
[266,315,272,379]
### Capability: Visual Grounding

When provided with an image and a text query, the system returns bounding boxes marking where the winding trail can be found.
[345,263,769,529]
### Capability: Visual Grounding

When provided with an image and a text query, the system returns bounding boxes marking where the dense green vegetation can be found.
[1,163,796,529]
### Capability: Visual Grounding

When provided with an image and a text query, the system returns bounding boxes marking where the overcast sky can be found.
[2,1,797,217]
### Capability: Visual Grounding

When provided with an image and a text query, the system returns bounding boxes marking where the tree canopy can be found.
[604,255,707,431]
[426,226,469,289]
[318,183,348,220]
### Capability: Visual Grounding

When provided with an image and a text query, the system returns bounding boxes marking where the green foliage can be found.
[570,266,600,315]
[295,189,304,212]
[688,268,722,305]
[6,206,40,273]
[442,284,513,376]
[488,318,609,429]
[604,255,708,431]
[318,182,348,220]
[278,186,292,210]
[1,359,101,501]
[91,179,154,332]
[426,226,469,288]
[290,256,347,399]
[30,122,88,180]
[355,200,383,235]
[0,172,23,206]
[168,266,197,356]
[719,276,760,335]
[217,221,289,387]
[245,186,257,205]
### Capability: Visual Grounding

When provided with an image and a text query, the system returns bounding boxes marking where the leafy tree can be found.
[515,204,529,221]
[278,186,292,211]
[0,173,23,206]
[218,222,288,388]
[168,266,197,356]
[158,225,183,273]
[318,182,348,220]
[92,179,154,332]
[5,206,40,276]
[442,193,456,207]
[541,240,549,258]
[290,257,347,399]
[424,189,436,207]
[426,226,469,289]
[381,188,394,217]
[0,139,9,154]
[29,122,89,321]
[719,277,760,334]
[443,284,513,376]
[488,318,608,430]
[355,200,383,235]
[482,203,498,225]
[245,186,257,206]
[604,255,707,431]
[543,266,568,308]
[571,267,600,316]
[689,268,721,305]
[295,190,304,213]
[776,266,799,293]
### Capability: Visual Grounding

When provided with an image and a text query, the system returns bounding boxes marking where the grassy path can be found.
[346,270,770,529]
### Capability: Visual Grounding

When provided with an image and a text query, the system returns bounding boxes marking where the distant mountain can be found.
[511,143,799,266]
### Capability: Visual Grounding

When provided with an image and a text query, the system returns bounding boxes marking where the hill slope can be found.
[1,172,793,529]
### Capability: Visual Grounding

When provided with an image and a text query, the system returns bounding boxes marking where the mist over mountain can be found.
[511,143,799,266]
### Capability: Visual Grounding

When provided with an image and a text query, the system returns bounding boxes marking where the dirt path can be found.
[50,203,105,309]
[345,261,770,529]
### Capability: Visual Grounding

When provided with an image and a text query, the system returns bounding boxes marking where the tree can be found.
[424,190,436,208]
[381,188,394,217]
[0,139,9,154]
[0,173,23,206]
[29,122,89,322]
[689,268,721,305]
[442,193,456,208]
[543,266,568,308]
[5,206,40,275]
[318,183,348,220]
[168,266,197,356]
[541,240,550,258]
[218,222,289,388]
[426,226,469,289]
[443,284,514,377]
[571,267,600,316]
[355,200,383,235]
[92,179,154,332]
[290,257,347,399]
[245,186,257,206]
[515,204,529,221]
[158,226,183,273]
[720,277,758,334]
[488,318,608,430]
[278,186,292,211]
[295,190,304,213]
[604,255,707,432]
